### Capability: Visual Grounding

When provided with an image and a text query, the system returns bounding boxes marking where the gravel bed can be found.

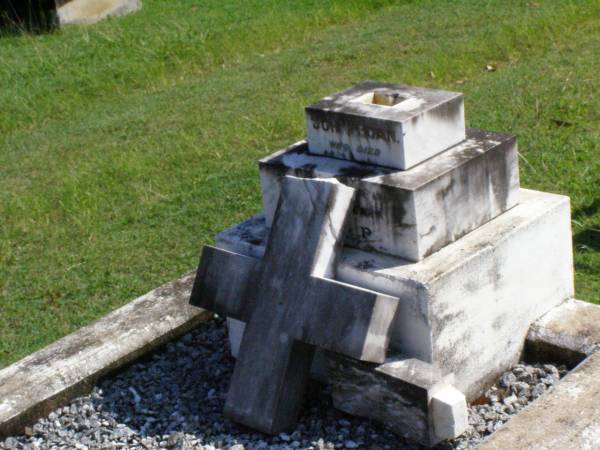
[1,318,567,450]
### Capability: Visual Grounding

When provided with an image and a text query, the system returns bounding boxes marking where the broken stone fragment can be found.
[326,353,467,446]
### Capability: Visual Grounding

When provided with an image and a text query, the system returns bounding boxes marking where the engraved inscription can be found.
[311,118,399,144]
[356,145,381,156]
[326,141,382,159]
[360,226,373,239]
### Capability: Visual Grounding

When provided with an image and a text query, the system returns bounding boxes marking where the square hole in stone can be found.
[352,89,408,107]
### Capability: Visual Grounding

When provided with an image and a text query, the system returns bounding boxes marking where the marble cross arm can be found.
[189,245,260,322]
[285,277,399,364]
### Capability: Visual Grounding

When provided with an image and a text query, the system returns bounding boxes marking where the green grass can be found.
[1,0,599,368]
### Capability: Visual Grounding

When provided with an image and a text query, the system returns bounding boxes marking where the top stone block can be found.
[305,81,465,170]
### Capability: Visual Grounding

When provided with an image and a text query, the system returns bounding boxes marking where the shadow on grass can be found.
[574,225,600,252]
[573,199,600,252]
[0,0,57,34]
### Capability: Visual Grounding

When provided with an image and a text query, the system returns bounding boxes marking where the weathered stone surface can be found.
[525,299,600,367]
[340,188,574,400]
[214,189,574,401]
[305,81,465,169]
[478,351,600,450]
[431,385,468,440]
[260,128,519,261]
[56,0,141,26]
[190,176,399,434]
[327,353,467,446]
[226,315,331,382]
[0,272,210,439]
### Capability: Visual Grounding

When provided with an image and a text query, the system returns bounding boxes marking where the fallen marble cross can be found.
[190,81,574,446]
[191,176,399,433]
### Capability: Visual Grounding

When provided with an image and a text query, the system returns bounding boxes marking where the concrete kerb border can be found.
[0,272,598,450]
[478,299,600,450]
[0,272,211,439]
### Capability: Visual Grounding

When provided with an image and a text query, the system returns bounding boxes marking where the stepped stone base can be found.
[339,188,574,399]
[219,189,574,401]
[260,128,519,261]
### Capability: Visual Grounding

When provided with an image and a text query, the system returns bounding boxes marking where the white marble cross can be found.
[190,176,399,434]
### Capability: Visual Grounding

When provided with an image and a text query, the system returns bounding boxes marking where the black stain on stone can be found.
[292,163,318,180]
[235,216,267,247]
[355,259,376,271]
[379,185,411,230]
[491,315,508,331]
[417,129,517,259]
[435,177,456,202]
[420,225,436,239]
[487,135,517,212]
[337,164,390,180]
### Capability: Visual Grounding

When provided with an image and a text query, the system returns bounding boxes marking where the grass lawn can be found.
[1,0,599,369]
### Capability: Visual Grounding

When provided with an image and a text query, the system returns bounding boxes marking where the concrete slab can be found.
[0,278,594,448]
[525,298,600,367]
[0,272,210,439]
[478,351,600,450]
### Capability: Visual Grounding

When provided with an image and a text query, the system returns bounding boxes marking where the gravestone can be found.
[56,0,141,26]
[0,0,140,31]
[190,81,574,446]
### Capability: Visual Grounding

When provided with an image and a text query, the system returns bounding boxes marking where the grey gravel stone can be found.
[0,319,567,450]
[438,362,568,450]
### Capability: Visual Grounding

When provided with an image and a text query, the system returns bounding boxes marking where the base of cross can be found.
[226,317,467,445]
[328,354,468,445]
